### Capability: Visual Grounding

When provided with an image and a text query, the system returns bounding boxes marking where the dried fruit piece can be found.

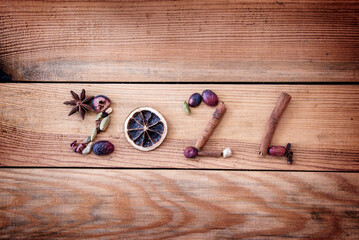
[182,102,191,115]
[100,116,111,131]
[188,93,202,107]
[202,89,218,106]
[184,146,198,158]
[268,146,287,157]
[124,107,168,151]
[92,95,111,113]
[93,141,114,155]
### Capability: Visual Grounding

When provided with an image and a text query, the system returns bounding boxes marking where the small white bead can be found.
[105,107,113,114]
[222,147,232,158]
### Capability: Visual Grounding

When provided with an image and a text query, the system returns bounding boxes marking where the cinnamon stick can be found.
[195,101,227,150]
[198,150,222,158]
[259,92,291,157]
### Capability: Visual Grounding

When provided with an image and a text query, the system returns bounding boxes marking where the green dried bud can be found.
[83,136,91,144]
[100,116,111,131]
[95,112,103,121]
[182,102,191,115]
[91,127,97,141]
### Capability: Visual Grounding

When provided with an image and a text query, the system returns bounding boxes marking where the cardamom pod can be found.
[83,136,91,144]
[91,127,97,141]
[182,102,191,115]
[100,116,111,131]
[105,107,113,114]
[95,112,103,121]
[82,142,94,155]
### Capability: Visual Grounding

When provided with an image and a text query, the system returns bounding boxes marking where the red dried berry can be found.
[268,146,287,157]
[184,146,198,158]
[92,95,111,113]
[93,141,114,155]
[202,90,218,106]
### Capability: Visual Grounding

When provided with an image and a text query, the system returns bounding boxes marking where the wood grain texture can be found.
[1,84,358,170]
[0,0,358,82]
[0,169,358,239]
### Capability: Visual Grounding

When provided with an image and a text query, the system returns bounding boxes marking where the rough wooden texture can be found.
[0,169,358,239]
[0,0,358,82]
[0,84,358,170]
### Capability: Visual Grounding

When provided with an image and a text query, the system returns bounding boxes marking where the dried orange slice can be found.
[124,107,168,151]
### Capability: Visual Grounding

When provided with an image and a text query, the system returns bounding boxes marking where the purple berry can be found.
[184,146,198,158]
[93,141,114,155]
[268,146,287,157]
[202,90,218,106]
[92,95,111,113]
[188,93,202,107]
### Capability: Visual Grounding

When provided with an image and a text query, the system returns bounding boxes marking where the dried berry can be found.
[202,90,218,106]
[182,102,191,115]
[188,93,202,107]
[268,146,287,157]
[184,146,198,158]
[92,95,111,113]
[93,141,114,155]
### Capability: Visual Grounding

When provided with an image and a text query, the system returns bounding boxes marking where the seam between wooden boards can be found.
[2,81,359,85]
[0,167,358,173]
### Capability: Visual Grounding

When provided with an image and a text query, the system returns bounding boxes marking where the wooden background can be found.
[0,0,358,239]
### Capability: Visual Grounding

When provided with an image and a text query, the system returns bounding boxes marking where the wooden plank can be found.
[0,169,358,239]
[0,84,358,170]
[0,0,358,82]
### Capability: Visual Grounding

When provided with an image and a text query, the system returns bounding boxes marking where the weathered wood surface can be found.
[0,0,358,82]
[0,169,358,239]
[1,84,358,170]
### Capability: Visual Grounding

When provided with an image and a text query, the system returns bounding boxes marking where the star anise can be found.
[64,89,94,119]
